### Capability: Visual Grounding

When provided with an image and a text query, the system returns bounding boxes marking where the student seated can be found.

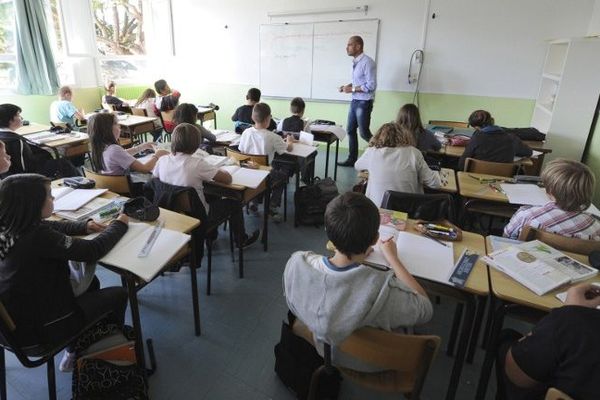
[152,123,259,248]
[0,140,11,175]
[50,86,85,129]
[134,88,163,141]
[354,122,441,207]
[458,110,531,170]
[88,112,168,177]
[0,174,129,371]
[504,159,600,240]
[154,79,181,133]
[496,283,600,400]
[0,104,79,179]
[173,103,217,147]
[395,103,441,152]
[277,97,311,133]
[102,80,125,109]
[232,88,276,133]
[239,103,293,222]
[284,192,432,367]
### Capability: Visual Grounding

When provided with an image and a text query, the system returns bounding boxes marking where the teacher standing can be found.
[337,36,377,167]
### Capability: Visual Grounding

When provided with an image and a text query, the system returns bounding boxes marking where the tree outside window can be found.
[0,0,16,89]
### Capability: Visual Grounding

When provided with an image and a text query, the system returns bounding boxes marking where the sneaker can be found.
[59,350,76,373]
[270,208,283,223]
[239,229,260,249]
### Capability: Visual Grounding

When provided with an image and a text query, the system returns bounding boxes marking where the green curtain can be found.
[14,0,60,95]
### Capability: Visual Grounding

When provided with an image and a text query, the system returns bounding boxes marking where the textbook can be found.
[219,165,270,189]
[484,240,597,296]
[379,209,408,231]
[54,196,113,221]
[90,222,190,282]
[52,188,108,211]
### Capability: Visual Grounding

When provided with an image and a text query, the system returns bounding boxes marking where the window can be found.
[45,0,75,85]
[0,0,16,89]
[91,0,149,82]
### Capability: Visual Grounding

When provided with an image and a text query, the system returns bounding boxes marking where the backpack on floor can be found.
[294,177,339,227]
[274,311,341,400]
[72,321,149,400]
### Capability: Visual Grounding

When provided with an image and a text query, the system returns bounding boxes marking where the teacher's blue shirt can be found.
[352,53,377,101]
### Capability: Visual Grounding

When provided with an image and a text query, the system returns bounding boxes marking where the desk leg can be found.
[189,241,201,336]
[445,294,475,400]
[263,183,270,252]
[446,303,464,356]
[324,141,330,178]
[475,300,507,400]
[466,295,488,363]
[125,274,147,372]
[334,139,339,181]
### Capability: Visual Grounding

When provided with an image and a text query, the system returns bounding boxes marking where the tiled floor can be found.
[4,148,531,399]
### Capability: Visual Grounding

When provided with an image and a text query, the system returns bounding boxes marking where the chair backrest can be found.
[519,226,600,256]
[428,120,469,129]
[381,190,455,222]
[545,388,574,400]
[464,157,519,177]
[83,168,131,195]
[102,103,114,112]
[131,108,147,117]
[338,327,441,397]
[225,147,269,166]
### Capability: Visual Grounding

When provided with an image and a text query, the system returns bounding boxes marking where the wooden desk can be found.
[197,107,217,128]
[49,184,200,372]
[203,166,271,277]
[16,122,51,135]
[86,113,157,144]
[475,238,595,399]
[326,219,488,400]
[457,172,510,203]
[310,130,339,180]
[356,168,458,194]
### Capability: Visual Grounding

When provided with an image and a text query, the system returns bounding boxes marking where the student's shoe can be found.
[336,159,355,167]
[270,210,283,223]
[239,230,260,249]
[249,203,260,217]
[59,350,76,373]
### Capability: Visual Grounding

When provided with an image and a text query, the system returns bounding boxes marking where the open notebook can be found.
[52,188,108,211]
[219,165,270,189]
[365,231,456,285]
[89,222,190,282]
[484,240,597,296]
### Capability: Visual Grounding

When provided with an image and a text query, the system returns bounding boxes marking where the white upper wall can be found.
[589,0,600,35]
[62,0,595,99]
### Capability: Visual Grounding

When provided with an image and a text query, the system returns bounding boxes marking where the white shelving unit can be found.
[531,38,600,162]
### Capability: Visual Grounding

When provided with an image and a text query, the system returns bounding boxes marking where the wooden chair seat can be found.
[131,108,147,117]
[464,158,519,177]
[428,120,469,129]
[339,368,415,393]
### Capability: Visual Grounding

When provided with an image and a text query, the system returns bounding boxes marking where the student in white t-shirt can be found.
[239,103,293,221]
[355,122,440,207]
[153,123,259,248]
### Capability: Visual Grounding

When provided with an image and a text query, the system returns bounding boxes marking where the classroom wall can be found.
[588,0,600,35]
[585,122,600,207]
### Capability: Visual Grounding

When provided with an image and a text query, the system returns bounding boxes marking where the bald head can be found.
[346,36,364,57]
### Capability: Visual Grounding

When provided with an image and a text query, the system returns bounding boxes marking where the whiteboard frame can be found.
[259,18,380,103]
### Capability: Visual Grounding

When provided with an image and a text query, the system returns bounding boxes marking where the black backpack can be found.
[274,311,341,400]
[294,177,339,227]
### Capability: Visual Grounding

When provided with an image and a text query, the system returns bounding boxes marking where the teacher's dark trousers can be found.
[346,99,374,161]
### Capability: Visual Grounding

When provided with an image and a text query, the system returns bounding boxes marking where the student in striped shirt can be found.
[504,159,600,240]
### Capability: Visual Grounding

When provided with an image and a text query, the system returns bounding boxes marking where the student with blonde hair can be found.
[504,159,600,240]
[50,86,85,128]
[354,122,441,207]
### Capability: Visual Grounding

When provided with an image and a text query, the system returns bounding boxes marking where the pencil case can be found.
[414,220,463,241]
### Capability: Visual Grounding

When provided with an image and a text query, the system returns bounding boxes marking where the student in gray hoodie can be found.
[283,192,433,368]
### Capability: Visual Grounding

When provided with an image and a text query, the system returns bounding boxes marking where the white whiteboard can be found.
[260,19,379,102]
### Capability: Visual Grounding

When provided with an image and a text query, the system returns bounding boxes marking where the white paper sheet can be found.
[220,166,270,189]
[53,189,108,211]
[299,131,314,145]
[286,142,318,158]
[309,124,347,141]
[395,232,455,285]
[500,184,550,206]
[212,130,240,143]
